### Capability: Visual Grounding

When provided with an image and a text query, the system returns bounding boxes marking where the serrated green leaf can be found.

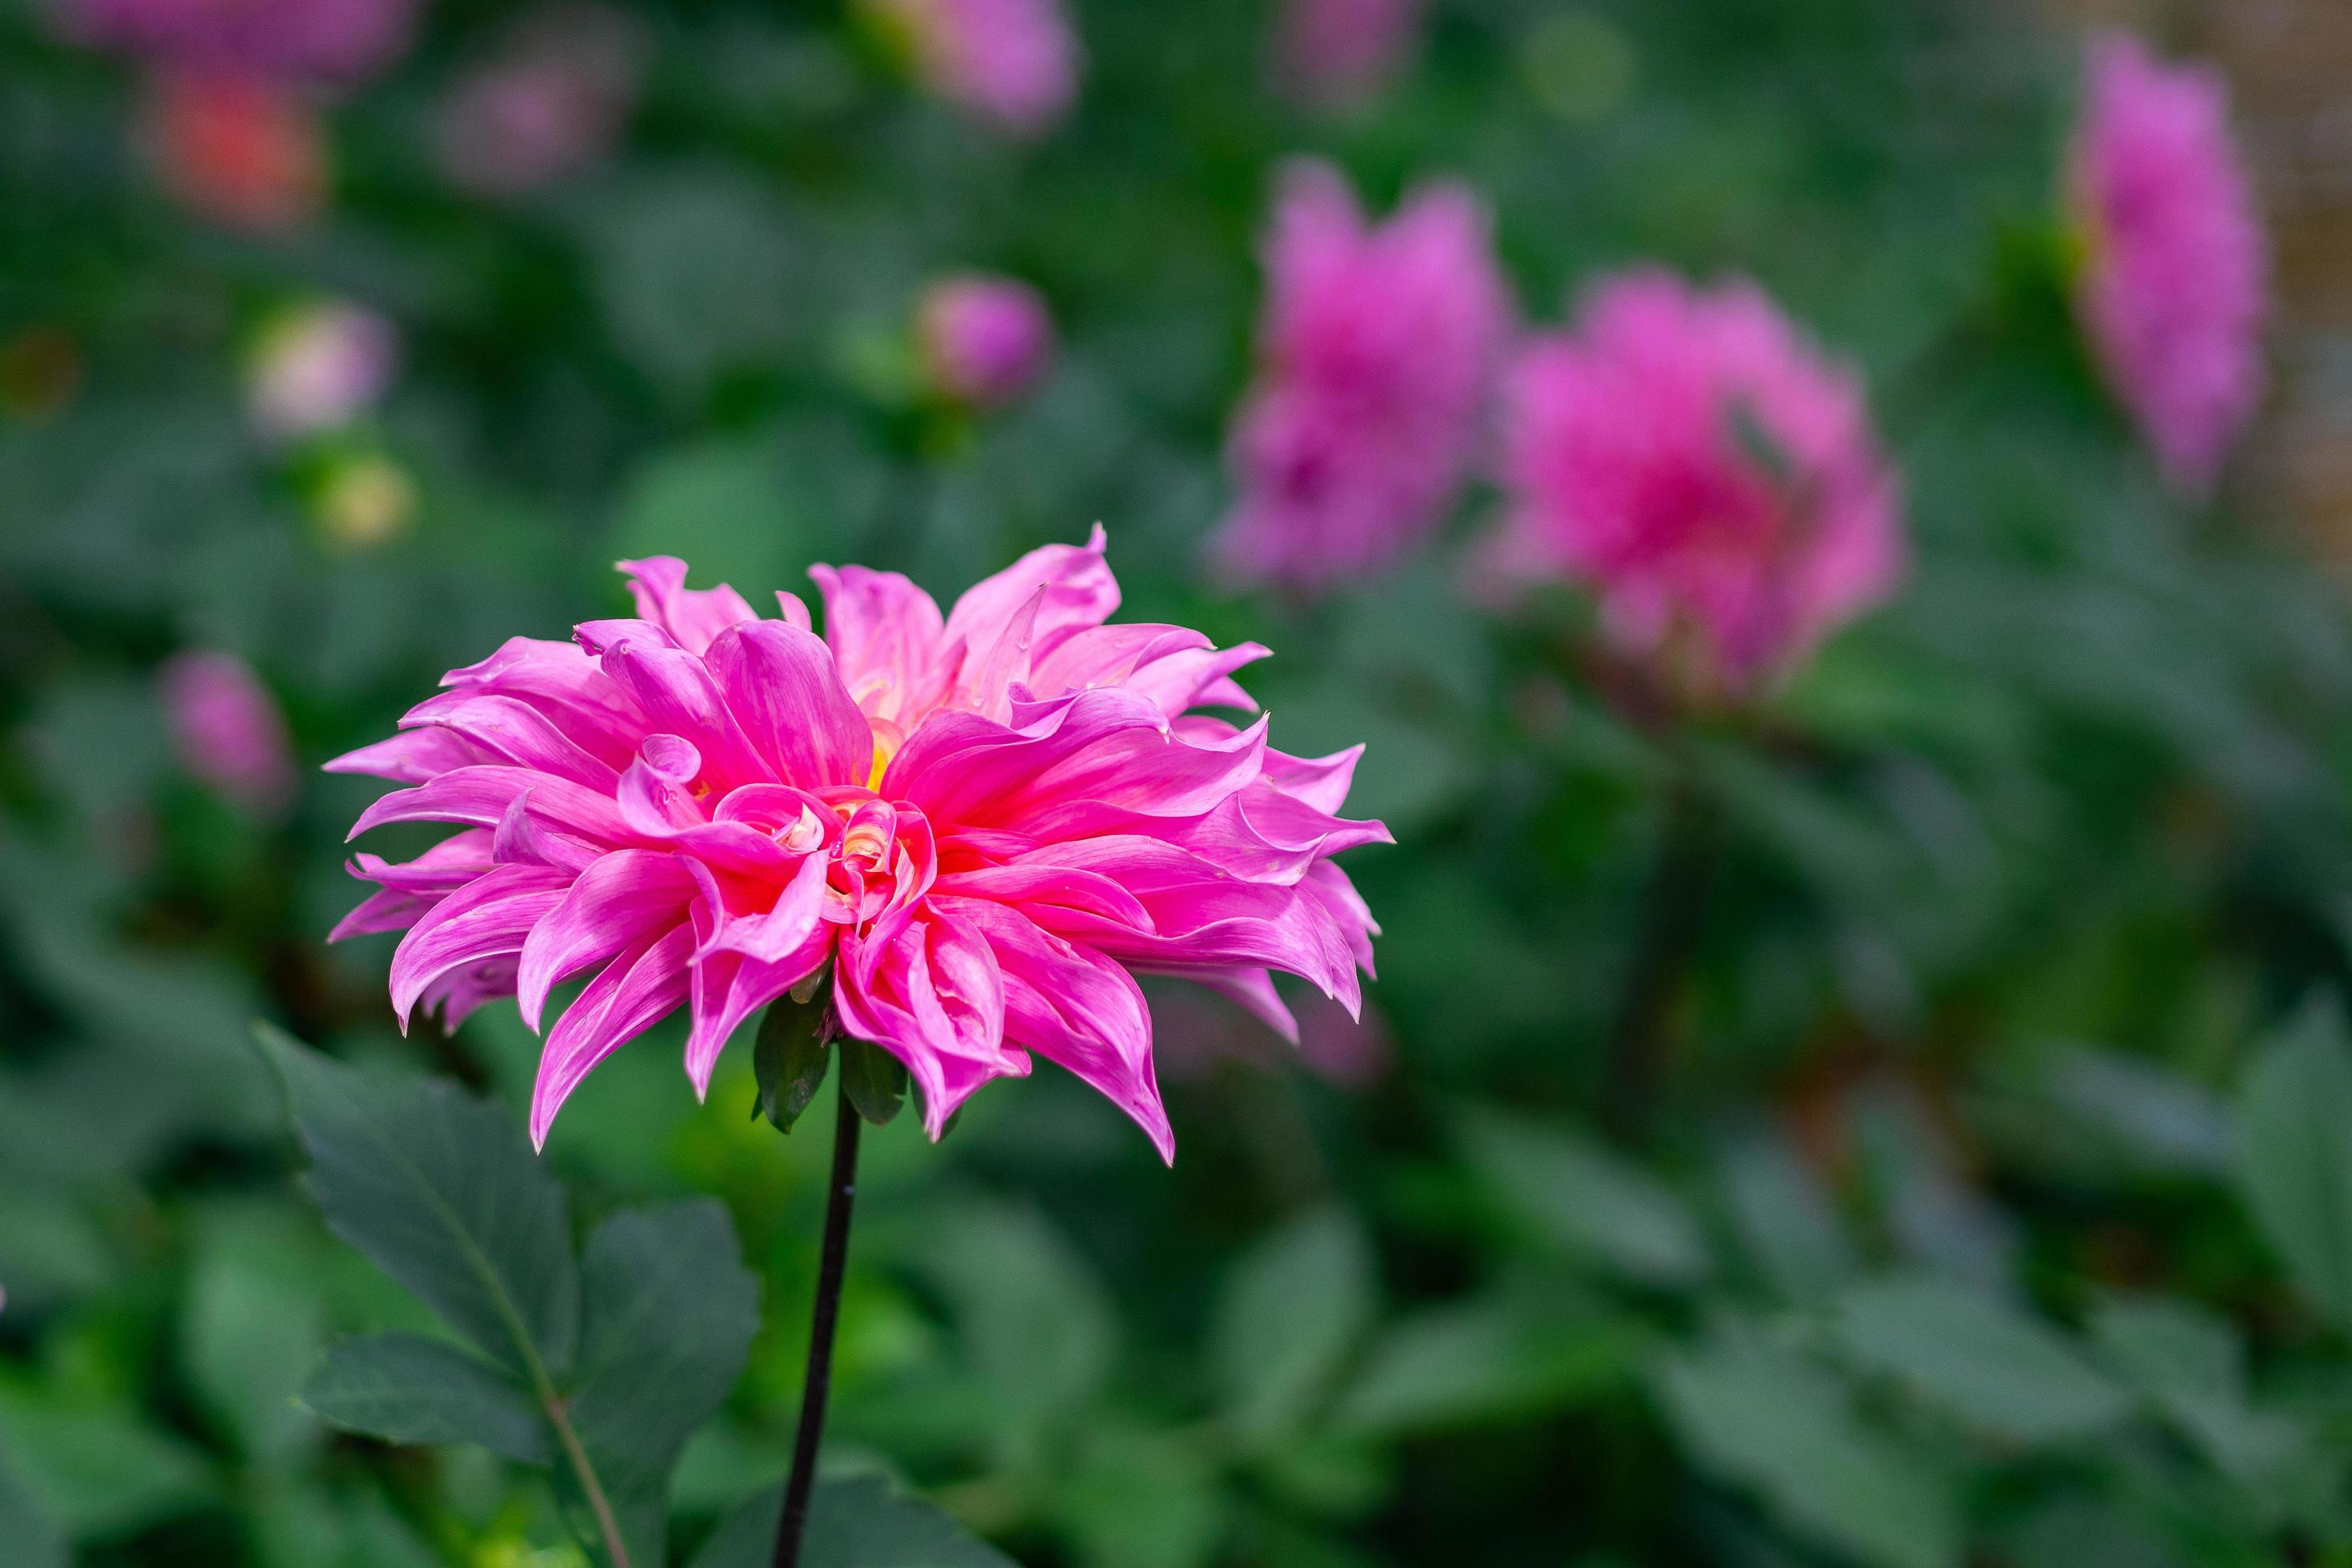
[301,1334,549,1463]
[259,1027,581,1382]
[569,1201,764,1497]
[1460,1110,1710,1289]
[0,1392,214,1542]
[690,1477,1015,1568]
[2090,1296,2301,1483]
[2233,998,2352,1334]
[840,1037,907,1127]
[1655,1332,1959,1568]
[1334,1293,1642,1436]
[1209,1207,1374,1443]
[1833,1274,2130,1444]
[183,1246,325,1466]
[754,998,833,1134]
[919,1202,1113,1458]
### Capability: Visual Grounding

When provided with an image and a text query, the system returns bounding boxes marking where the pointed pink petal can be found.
[398,692,621,791]
[703,621,874,790]
[386,864,573,1027]
[618,557,760,654]
[530,923,694,1149]
[939,524,1117,673]
[515,850,698,1031]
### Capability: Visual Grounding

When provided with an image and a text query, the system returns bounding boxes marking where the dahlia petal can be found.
[618,556,759,654]
[703,621,874,790]
[422,956,520,1033]
[834,912,1022,1139]
[515,850,698,1031]
[490,792,603,874]
[442,636,647,767]
[387,863,573,1028]
[330,886,437,942]
[682,854,835,1096]
[808,563,947,730]
[592,637,776,792]
[349,765,635,846]
[1261,742,1364,815]
[942,897,1174,1162]
[616,736,710,837]
[930,861,1154,931]
[399,692,621,790]
[324,726,494,784]
[529,924,695,1149]
[939,524,1116,673]
[1150,963,1301,1044]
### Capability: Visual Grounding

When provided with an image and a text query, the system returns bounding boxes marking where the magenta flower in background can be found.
[862,0,1078,138]
[328,532,1387,1160]
[1492,270,1905,694]
[2067,34,2268,495]
[247,302,397,439]
[162,650,298,814]
[61,0,415,86]
[1211,160,1510,592]
[436,4,640,198]
[916,274,1055,410]
[1275,0,1426,109]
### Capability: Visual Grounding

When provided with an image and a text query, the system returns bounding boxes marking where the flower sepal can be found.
[752,987,837,1134]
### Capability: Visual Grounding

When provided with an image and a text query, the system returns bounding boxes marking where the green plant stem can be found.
[545,1392,631,1568]
[1604,771,1717,1137]
[773,1076,864,1568]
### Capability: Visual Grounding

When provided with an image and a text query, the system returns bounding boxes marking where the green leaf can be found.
[568,1201,764,1498]
[2233,998,2352,1334]
[183,1246,326,1467]
[1209,1207,1375,1443]
[0,1392,214,1542]
[0,1454,65,1568]
[301,1334,550,1463]
[1054,1422,1224,1568]
[1718,1129,1856,1302]
[690,1477,1015,1568]
[2090,1295,2301,1483]
[839,1037,907,1128]
[259,1027,581,1382]
[1334,1291,1643,1436]
[1654,1331,1959,1568]
[1459,1110,1711,1290]
[754,998,834,1134]
[1832,1274,2131,1444]
[918,1202,1114,1457]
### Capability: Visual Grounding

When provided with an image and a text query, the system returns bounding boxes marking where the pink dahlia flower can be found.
[1275,0,1426,110]
[328,531,1387,1161]
[1211,160,1510,591]
[863,0,1078,138]
[162,649,297,814]
[916,274,1055,410]
[62,0,415,86]
[1492,270,1905,693]
[2068,34,2268,495]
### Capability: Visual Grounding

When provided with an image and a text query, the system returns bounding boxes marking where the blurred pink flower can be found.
[62,0,414,86]
[437,4,640,198]
[162,650,297,814]
[143,70,325,232]
[1492,270,1905,694]
[1276,0,1426,109]
[1212,160,1510,592]
[248,302,397,438]
[917,274,1055,409]
[2068,34,2268,495]
[329,531,1388,1160]
[864,0,1078,137]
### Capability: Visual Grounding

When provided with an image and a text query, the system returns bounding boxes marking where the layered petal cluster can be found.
[330,532,1387,1161]
[862,0,1078,138]
[916,274,1055,410]
[1212,160,1510,592]
[1492,270,1905,693]
[2068,34,2267,495]
[64,0,416,86]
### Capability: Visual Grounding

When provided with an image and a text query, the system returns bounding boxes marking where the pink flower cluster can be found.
[330,533,1386,1160]
[436,3,640,198]
[1275,0,1427,109]
[1213,161,1510,591]
[2067,34,2268,495]
[864,0,1078,138]
[161,650,297,814]
[916,274,1056,410]
[1492,270,1905,693]
[62,0,414,86]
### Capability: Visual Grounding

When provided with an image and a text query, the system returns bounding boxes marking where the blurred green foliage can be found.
[6,0,2352,1565]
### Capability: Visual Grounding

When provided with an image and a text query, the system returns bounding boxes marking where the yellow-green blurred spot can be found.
[1522,11,1636,123]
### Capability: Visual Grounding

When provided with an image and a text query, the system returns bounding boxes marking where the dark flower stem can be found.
[773,1076,864,1568]
[1604,770,1717,1137]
